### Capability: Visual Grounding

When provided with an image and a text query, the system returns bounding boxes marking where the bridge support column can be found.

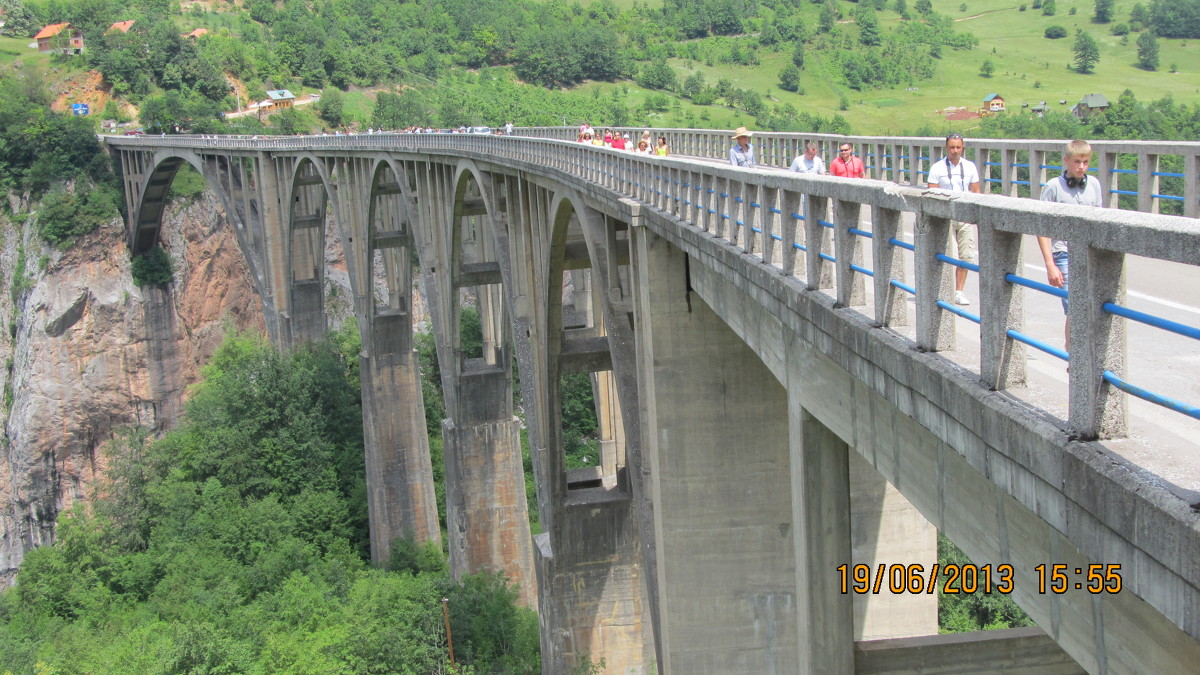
[288,279,326,345]
[361,313,441,565]
[443,368,537,608]
[789,406,854,673]
[635,229,796,674]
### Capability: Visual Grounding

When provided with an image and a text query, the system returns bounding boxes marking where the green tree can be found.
[131,246,175,287]
[856,5,882,46]
[1073,29,1100,73]
[1045,25,1068,38]
[1042,0,1056,15]
[318,88,344,128]
[682,71,706,99]
[779,64,802,92]
[939,535,1035,632]
[1094,0,1114,22]
[1149,0,1200,38]
[819,1,837,33]
[1130,2,1149,26]
[638,59,677,91]
[1136,30,1160,70]
[915,0,933,13]
[792,41,806,69]
[979,59,995,77]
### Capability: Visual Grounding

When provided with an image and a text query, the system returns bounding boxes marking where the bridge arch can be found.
[283,154,336,344]
[128,149,215,252]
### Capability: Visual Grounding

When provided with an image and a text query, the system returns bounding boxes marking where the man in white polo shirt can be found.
[927,133,981,305]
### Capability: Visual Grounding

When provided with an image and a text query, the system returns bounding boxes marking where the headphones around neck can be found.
[1064,173,1086,189]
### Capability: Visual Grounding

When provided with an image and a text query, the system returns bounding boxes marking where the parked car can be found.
[123,130,145,135]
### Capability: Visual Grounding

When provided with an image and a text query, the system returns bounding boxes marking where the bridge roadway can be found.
[104,131,1200,674]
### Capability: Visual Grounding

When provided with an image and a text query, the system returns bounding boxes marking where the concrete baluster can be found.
[979,221,1026,390]
[871,207,907,327]
[914,208,956,352]
[1068,245,1128,440]
[833,198,866,308]
[805,194,833,291]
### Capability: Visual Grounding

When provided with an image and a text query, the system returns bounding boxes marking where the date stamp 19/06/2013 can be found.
[836,563,1124,596]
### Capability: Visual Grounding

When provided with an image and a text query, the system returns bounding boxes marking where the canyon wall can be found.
[0,192,264,584]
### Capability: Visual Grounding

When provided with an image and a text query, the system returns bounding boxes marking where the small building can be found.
[983,93,1006,112]
[35,22,84,54]
[1031,104,1050,118]
[182,28,208,39]
[1072,93,1110,120]
[263,90,295,111]
[107,20,134,33]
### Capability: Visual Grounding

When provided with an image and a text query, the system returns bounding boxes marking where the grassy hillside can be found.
[639,0,1200,134]
[6,0,1197,137]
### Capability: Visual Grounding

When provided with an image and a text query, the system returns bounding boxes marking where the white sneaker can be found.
[953,290,970,306]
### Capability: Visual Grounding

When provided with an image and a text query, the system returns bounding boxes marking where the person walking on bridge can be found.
[927,133,981,306]
[1037,139,1103,351]
[830,143,865,178]
[729,127,756,168]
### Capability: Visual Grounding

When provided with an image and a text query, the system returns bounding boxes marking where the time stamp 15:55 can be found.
[835,563,1124,595]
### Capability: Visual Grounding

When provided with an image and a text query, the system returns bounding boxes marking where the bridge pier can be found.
[443,365,537,608]
[361,313,441,563]
[635,228,798,673]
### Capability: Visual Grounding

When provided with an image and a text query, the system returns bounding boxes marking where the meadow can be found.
[618,0,1200,134]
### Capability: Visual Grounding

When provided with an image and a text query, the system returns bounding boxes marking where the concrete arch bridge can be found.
[105,132,1200,675]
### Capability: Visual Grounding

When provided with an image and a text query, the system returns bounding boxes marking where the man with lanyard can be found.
[789,142,825,219]
[830,143,865,178]
[927,132,982,306]
[729,127,756,168]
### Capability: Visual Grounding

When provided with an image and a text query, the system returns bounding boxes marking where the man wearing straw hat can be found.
[729,127,756,168]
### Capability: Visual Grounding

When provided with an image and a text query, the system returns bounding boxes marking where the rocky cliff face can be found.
[0,192,265,584]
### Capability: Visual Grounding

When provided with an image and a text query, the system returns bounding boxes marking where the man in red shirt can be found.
[830,143,865,178]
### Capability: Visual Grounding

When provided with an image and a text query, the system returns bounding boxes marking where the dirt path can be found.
[956,6,1017,21]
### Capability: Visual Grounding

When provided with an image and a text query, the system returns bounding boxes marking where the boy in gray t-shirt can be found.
[1037,139,1104,350]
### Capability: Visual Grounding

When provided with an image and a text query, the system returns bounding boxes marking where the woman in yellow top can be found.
[654,136,669,156]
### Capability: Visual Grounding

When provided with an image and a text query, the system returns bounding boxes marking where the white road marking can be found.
[1023,263,1200,318]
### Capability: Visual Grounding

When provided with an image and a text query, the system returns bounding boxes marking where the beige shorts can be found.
[952,220,977,264]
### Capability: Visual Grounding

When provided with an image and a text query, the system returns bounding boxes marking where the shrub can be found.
[1111,23,1129,36]
[131,246,174,287]
[37,185,118,250]
[1045,25,1068,39]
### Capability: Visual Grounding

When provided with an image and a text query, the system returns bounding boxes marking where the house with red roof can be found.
[108,20,135,34]
[35,22,84,54]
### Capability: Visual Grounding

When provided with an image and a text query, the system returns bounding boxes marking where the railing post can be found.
[1097,150,1118,209]
[1186,148,1199,219]
[915,208,956,352]
[780,189,801,276]
[979,224,1026,390]
[833,198,865,308]
[1030,148,1047,199]
[1069,245,1128,440]
[805,196,833,291]
[1138,152,1160,214]
[762,186,781,269]
[872,207,907,327]
[1002,148,1018,197]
